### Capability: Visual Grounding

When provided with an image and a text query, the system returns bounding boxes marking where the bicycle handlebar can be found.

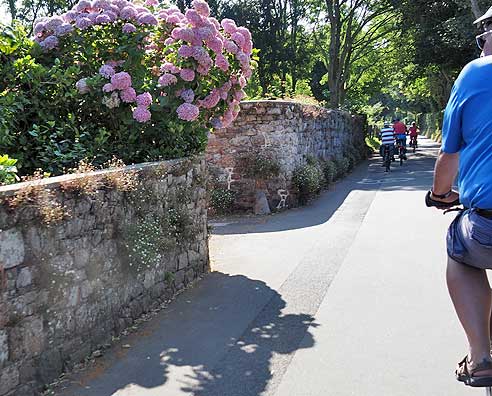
[425,190,461,209]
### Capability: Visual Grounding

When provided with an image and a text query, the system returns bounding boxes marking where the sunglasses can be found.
[476,30,492,50]
[482,19,492,31]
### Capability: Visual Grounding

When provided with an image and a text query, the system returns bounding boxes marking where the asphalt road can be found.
[56,137,482,396]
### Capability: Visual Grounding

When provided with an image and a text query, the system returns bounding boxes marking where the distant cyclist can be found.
[393,118,407,159]
[409,122,419,148]
[379,123,395,166]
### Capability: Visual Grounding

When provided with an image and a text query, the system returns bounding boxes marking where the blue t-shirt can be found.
[442,56,492,209]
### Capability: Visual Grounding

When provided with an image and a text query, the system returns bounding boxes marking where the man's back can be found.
[380,126,394,145]
[393,121,406,135]
[442,56,492,208]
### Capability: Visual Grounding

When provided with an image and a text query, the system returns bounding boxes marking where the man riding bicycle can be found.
[393,118,407,160]
[428,6,492,388]
[379,123,395,170]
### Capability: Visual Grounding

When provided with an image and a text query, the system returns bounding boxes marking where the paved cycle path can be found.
[56,138,477,396]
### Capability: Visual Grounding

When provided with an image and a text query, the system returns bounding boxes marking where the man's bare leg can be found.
[447,257,492,374]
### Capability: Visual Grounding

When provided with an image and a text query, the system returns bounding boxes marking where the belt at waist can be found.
[475,208,492,219]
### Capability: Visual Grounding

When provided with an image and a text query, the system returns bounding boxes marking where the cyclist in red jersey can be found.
[393,118,407,159]
[409,122,419,148]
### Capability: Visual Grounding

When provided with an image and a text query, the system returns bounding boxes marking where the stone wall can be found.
[206,100,368,211]
[0,156,209,396]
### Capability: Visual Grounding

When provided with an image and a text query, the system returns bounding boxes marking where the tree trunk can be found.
[469,0,482,19]
[7,0,16,21]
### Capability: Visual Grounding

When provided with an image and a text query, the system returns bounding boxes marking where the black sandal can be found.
[456,356,492,387]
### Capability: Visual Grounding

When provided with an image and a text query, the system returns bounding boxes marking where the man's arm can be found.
[432,150,459,203]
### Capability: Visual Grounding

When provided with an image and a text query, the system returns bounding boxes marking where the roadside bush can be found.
[321,159,336,185]
[292,160,324,205]
[0,1,253,177]
[210,188,236,214]
[243,152,280,180]
[0,154,20,185]
[334,157,350,179]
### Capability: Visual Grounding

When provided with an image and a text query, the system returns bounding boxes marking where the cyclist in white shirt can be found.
[379,123,395,160]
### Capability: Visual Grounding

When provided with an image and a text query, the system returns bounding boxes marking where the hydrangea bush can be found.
[0,0,253,176]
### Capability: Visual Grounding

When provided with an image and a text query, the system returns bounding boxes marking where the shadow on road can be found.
[57,273,317,396]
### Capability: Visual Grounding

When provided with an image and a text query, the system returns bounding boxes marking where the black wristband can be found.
[431,189,452,199]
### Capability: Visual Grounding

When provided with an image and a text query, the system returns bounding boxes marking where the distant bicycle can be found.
[382,145,391,172]
[395,139,406,166]
[409,136,418,153]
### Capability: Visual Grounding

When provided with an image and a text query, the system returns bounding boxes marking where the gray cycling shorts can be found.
[447,209,492,269]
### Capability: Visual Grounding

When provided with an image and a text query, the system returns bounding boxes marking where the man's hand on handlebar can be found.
[425,190,461,210]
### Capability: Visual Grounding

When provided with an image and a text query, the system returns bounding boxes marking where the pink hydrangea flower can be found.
[75,17,92,29]
[195,26,214,41]
[180,68,195,82]
[93,0,111,10]
[76,78,90,94]
[236,51,250,67]
[34,22,46,35]
[160,62,180,74]
[210,117,222,129]
[178,45,194,58]
[122,23,136,33]
[120,87,137,102]
[243,39,253,54]
[96,13,111,24]
[115,0,130,9]
[206,37,223,53]
[54,23,74,36]
[164,37,175,45]
[185,9,203,27]
[209,17,220,31]
[111,71,132,90]
[166,14,182,24]
[239,76,247,88]
[136,92,152,107]
[87,13,98,23]
[176,103,199,121]
[99,64,116,78]
[231,32,245,48]
[180,89,195,103]
[138,13,158,25]
[63,11,78,22]
[197,64,210,75]
[76,0,92,12]
[40,35,59,50]
[145,0,158,6]
[192,46,211,64]
[243,68,252,79]
[102,83,114,93]
[234,89,246,101]
[221,19,237,34]
[120,6,137,19]
[133,106,151,123]
[224,40,239,54]
[171,27,195,43]
[192,0,210,17]
[215,54,229,71]
[199,89,220,109]
[237,27,252,41]
[103,11,118,21]
[45,17,64,31]
[158,73,178,86]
